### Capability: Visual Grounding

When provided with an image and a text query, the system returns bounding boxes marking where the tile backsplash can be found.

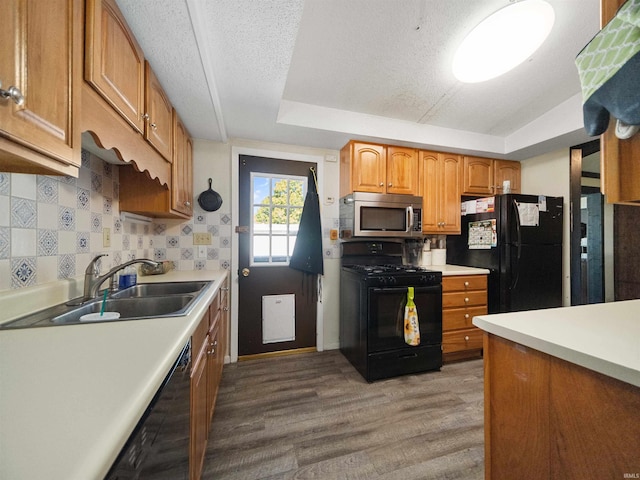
[0,150,230,292]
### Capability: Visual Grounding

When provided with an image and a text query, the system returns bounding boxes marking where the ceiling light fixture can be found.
[453,0,555,83]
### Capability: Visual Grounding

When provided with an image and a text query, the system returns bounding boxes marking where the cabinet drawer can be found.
[443,306,488,331]
[442,291,487,308]
[442,328,484,353]
[442,275,487,292]
[192,313,209,356]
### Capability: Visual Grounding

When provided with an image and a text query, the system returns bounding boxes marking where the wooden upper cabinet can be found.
[463,156,521,195]
[0,0,82,176]
[145,63,173,161]
[494,160,521,194]
[85,0,145,134]
[463,156,494,195]
[340,141,386,195]
[420,150,461,234]
[340,141,418,196]
[172,111,194,217]
[386,146,419,195]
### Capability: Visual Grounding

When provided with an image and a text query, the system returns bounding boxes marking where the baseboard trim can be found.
[238,346,317,362]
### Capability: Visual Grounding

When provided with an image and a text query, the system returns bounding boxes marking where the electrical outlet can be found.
[103,227,111,247]
[193,232,212,245]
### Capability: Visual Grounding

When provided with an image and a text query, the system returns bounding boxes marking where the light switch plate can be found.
[193,232,212,245]
[103,227,111,247]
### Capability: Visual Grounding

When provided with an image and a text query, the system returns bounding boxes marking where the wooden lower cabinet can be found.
[190,282,229,480]
[190,337,208,480]
[441,274,487,362]
[484,334,640,479]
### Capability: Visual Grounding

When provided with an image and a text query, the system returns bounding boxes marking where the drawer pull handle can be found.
[464,281,469,287]
[465,336,470,341]
[464,314,470,319]
[464,297,469,303]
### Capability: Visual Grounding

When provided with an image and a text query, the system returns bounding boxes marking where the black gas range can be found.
[340,241,443,382]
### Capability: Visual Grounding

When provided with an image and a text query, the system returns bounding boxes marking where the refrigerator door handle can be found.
[511,199,522,290]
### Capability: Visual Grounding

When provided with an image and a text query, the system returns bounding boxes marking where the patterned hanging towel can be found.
[575,0,640,139]
[404,287,420,346]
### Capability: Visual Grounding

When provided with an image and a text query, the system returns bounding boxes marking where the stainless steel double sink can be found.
[0,281,210,329]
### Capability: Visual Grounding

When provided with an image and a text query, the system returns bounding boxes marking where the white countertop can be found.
[427,264,490,276]
[0,270,228,480]
[473,300,640,388]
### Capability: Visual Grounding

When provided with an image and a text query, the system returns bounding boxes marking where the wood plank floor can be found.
[202,351,484,480]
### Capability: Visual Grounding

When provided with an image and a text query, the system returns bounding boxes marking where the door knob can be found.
[241,268,250,277]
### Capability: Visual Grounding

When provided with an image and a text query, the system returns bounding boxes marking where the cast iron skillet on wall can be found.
[197,178,223,212]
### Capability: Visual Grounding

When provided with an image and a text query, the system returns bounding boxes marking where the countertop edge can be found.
[473,312,640,388]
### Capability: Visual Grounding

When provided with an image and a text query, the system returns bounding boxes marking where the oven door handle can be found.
[406,206,414,233]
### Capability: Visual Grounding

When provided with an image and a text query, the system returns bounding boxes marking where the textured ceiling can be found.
[115,0,601,159]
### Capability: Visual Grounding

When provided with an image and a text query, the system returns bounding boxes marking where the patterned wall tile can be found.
[103,196,112,216]
[11,198,36,228]
[167,236,179,248]
[58,207,75,231]
[91,213,102,233]
[81,149,90,169]
[12,257,36,288]
[58,254,75,279]
[77,188,90,210]
[0,227,9,259]
[0,173,9,196]
[37,229,58,256]
[37,176,58,204]
[76,232,90,254]
[2,149,233,292]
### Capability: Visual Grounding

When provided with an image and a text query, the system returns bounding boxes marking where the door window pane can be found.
[250,173,307,265]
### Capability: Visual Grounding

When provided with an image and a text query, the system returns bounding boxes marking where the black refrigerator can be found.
[446,194,563,314]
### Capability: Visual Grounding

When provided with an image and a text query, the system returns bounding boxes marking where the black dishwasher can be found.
[105,340,191,480]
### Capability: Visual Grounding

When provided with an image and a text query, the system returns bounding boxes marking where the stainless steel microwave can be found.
[339,192,423,238]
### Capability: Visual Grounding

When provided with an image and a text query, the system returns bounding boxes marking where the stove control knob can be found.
[389,276,397,285]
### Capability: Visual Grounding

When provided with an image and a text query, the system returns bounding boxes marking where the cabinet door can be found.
[439,153,462,233]
[85,0,145,134]
[494,160,521,194]
[0,0,81,170]
[190,346,208,480]
[145,62,173,161]
[386,147,418,195]
[419,151,440,232]
[420,151,461,234]
[463,156,494,195]
[351,142,386,193]
[172,112,194,216]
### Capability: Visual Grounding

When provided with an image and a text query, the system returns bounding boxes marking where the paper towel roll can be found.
[431,249,446,265]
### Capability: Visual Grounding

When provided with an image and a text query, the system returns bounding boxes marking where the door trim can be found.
[231,146,325,363]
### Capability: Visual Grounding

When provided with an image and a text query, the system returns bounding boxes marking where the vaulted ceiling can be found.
[115,0,601,159]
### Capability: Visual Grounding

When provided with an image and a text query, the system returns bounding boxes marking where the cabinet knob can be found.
[379,182,384,187]
[464,281,470,287]
[0,83,25,106]
[223,306,229,312]
[388,183,393,187]
[208,347,215,355]
[150,122,157,130]
[465,335,470,341]
[142,113,150,120]
[464,313,470,319]
[184,201,191,207]
[464,297,469,303]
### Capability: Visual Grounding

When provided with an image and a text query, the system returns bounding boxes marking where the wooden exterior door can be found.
[237,155,317,357]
